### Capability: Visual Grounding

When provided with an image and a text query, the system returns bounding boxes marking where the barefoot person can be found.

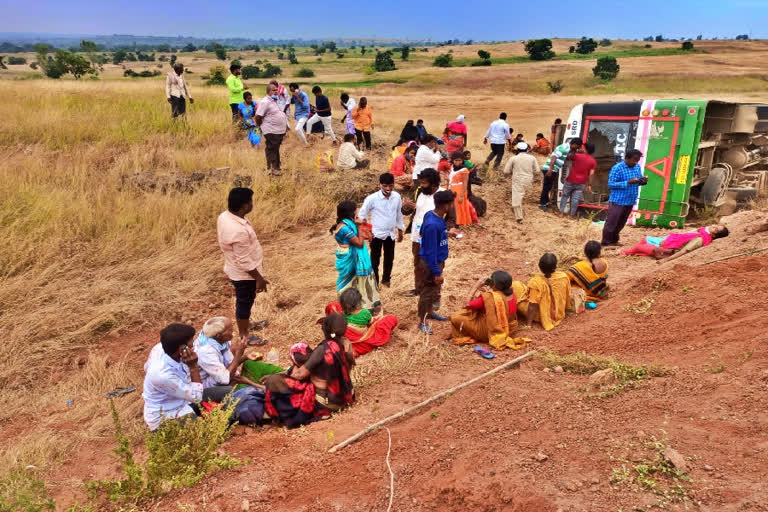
[566,241,609,301]
[601,149,646,247]
[217,188,269,341]
[165,62,193,118]
[516,253,571,331]
[450,270,523,350]
[255,82,289,176]
[620,224,729,262]
[358,173,404,287]
[503,142,540,223]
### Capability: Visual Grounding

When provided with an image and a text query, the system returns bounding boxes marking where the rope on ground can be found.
[702,247,768,265]
[385,427,394,512]
[327,350,535,453]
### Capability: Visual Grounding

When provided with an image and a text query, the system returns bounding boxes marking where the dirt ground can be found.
[44,164,768,511]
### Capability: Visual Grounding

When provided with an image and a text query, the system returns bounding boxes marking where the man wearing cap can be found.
[483,113,512,169]
[503,142,540,223]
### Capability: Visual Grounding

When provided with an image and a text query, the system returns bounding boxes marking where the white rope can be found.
[385,427,394,512]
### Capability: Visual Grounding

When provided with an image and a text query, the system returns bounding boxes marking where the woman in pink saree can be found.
[621,224,729,262]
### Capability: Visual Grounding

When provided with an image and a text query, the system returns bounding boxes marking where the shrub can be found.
[477,49,491,60]
[401,46,410,60]
[471,59,492,66]
[296,67,315,77]
[241,64,260,79]
[547,79,565,93]
[288,51,298,64]
[260,63,282,78]
[568,46,575,53]
[206,64,227,85]
[0,466,55,511]
[432,53,453,67]
[30,61,38,70]
[7,56,27,65]
[681,41,694,50]
[336,52,344,58]
[593,56,620,81]
[374,50,396,72]
[645,43,652,48]
[124,69,161,78]
[576,37,598,54]
[214,47,227,60]
[599,38,612,47]
[524,39,555,60]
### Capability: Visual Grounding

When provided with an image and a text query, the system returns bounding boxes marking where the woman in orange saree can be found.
[448,151,473,226]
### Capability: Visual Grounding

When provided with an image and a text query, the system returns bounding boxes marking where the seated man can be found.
[566,240,609,301]
[532,133,551,155]
[516,253,571,331]
[449,270,524,350]
[620,224,729,263]
[337,133,370,170]
[193,316,262,401]
[142,323,203,431]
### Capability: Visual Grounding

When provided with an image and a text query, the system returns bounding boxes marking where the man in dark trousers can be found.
[601,149,646,246]
[358,173,404,288]
[417,190,455,334]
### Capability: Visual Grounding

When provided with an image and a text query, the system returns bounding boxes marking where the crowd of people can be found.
[149,77,732,432]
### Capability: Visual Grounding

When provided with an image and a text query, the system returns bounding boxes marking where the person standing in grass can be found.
[483,112,512,169]
[503,142,540,223]
[307,86,337,143]
[601,149,646,247]
[217,188,269,341]
[255,83,289,176]
[226,64,247,122]
[340,93,356,136]
[358,173,404,288]
[417,190,455,334]
[289,83,310,145]
[351,97,374,150]
[165,62,193,118]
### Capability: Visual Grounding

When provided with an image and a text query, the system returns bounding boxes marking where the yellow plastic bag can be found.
[315,150,335,172]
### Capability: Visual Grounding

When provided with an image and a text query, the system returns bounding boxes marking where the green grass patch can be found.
[538,350,671,398]
[0,466,55,512]
[559,47,704,60]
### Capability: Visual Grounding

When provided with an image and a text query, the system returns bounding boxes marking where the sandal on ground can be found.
[251,320,269,331]
[246,335,268,346]
[473,345,495,359]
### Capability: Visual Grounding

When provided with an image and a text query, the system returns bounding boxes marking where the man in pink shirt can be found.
[217,188,269,339]
[255,83,289,176]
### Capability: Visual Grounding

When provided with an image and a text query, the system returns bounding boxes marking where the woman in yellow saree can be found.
[516,253,571,331]
[449,271,525,350]
[566,241,608,301]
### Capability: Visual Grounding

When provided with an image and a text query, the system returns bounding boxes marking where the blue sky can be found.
[3,0,766,40]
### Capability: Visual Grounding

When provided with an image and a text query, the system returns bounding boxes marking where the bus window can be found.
[583,120,638,204]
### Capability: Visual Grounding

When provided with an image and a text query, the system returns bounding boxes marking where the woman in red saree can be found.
[326,288,398,357]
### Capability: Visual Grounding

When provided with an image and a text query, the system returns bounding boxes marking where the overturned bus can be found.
[555,100,768,228]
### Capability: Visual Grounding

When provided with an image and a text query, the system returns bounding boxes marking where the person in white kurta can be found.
[503,143,540,222]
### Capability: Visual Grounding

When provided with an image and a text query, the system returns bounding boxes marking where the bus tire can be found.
[700,167,728,205]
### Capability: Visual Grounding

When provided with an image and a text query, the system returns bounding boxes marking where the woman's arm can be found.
[466,277,486,303]
[658,238,703,264]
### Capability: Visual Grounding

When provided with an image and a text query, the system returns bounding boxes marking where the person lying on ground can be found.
[516,253,571,331]
[326,288,398,357]
[193,316,264,400]
[390,144,417,191]
[566,240,609,301]
[532,133,551,155]
[142,323,204,431]
[450,270,526,350]
[620,224,729,263]
[337,133,370,170]
[285,313,356,413]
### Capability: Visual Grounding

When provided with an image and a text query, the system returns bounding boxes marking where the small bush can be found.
[7,56,27,65]
[471,59,492,66]
[681,41,694,50]
[214,47,227,60]
[599,38,612,47]
[644,44,653,48]
[296,67,315,77]
[524,39,555,61]
[593,56,620,81]
[477,49,491,60]
[260,63,282,78]
[123,69,161,78]
[30,61,38,70]
[241,64,260,79]
[206,64,227,85]
[547,79,565,93]
[374,50,396,72]
[568,46,575,53]
[576,37,598,54]
[0,466,55,511]
[433,53,453,67]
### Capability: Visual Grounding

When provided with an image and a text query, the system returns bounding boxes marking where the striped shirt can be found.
[541,142,572,174]
[608,161,644,206]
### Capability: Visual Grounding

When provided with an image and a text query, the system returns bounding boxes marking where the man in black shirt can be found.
[306,86,338,143]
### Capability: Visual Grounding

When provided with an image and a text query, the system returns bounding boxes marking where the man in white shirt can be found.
[413,135,441,180]
[483,112,512,169]
[358,173,404,287]
[337,133,370,170]
[165,62,193,119]
[142,323,203,431]
[193,316,260,397]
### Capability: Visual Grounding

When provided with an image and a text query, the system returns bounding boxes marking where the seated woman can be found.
[390,144,417,191]
[326,288,398,357]
[516,253,571,331]
[566,240,609,301]
[450,270,524,350]
[620,224,729,263]
[238,92,262,147]
[285,313,356,413]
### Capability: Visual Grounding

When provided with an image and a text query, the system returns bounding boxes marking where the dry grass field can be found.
[1,39,768,511]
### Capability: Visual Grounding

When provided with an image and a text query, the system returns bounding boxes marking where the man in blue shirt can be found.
[417,190,455,334]
[307,85,337,143]
[289,83,310,145]
[416,119,427,139]
[601,149,647,246]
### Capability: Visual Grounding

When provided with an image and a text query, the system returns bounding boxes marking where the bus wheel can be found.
[700,166,729,205]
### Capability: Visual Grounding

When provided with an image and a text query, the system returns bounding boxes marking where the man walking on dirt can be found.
[483,112,512,169]
[165,62,193,118]
[601,149,646,247]
[255,83,289,176]
[358,173,405,288]
[503,142,540,223]
[217,187,269,341]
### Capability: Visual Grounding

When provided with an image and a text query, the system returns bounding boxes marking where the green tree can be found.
[576,37,598,54]
[432,53,453,67]
[54,50,96,79]
[374,50,396,72]
[599,38,612,47]
[288,49,298,64]
[592,56,620,80]
[34,43,52,74]
[681,41,695,50]
[360,45,366,55]
[206,65,228,85]
[324,41,337,52]
[7,56,26,65]
[477,49,491,59]
[655,35,663,42]
[524,39,555,60]
[112,49,127,64]
[80,39,100,66]
[215,47,227,60]
[296,67,315,77]
[568,45,575,53]
[183,43,197,52]
[401,45,410,60]
[241,65,261,79]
